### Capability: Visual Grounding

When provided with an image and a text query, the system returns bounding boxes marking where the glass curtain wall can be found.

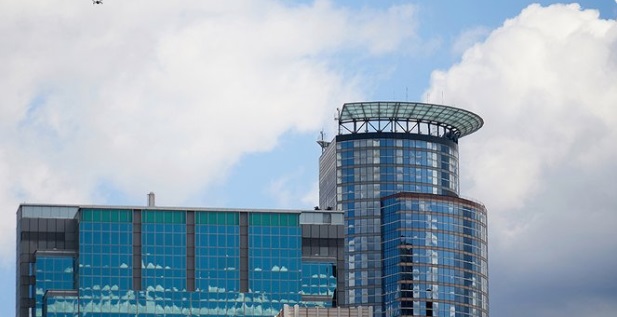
[39,208,320,317]
[78,208,133,315]
[194,211,241,316]
[248,213,301,316]
[33,255,75,317]
[141,210,188,314]
[337,134,459,315]
[382,195,488,317]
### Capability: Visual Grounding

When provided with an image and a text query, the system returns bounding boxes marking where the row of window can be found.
[382,200,487,223]
[383,273,487,293]
[385,302,487,317]
[338,139,458,156]
[81,209,132,223]
[80,210,300,227]
[46,300,306,317]
[340,166,458,181]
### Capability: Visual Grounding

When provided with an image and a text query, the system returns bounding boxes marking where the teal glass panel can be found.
[80,208,132,223]
[143,210,186,224]
[249,213,298,227]
[196,211,239,225]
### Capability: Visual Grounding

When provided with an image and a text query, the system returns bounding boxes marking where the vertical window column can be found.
[186,210,195,292]
[239,212,249,293]
[132,209,142,291]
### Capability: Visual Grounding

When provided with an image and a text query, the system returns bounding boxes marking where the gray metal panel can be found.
[239,212,248,293]
[56,220,65,232]
[16,215,77,317]
[337,225,344,237]
[187,234,194,247]
[186,210,195,291]
[65,240,76,250]
[337,259,346,306]
[320,225,328,238]
[22,218,32,231]
[311,225,319,237]
[132,209,142,291]
[50,219,58,232]
[68,220,77,232]
[301,224,311,238]
[187,277,195,292]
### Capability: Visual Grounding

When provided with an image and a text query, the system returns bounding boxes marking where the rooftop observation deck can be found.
[337,102,483,142]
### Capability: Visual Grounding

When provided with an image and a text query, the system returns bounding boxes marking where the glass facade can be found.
[34,254,75,317]
[318,102,487,317]
[142,210,187,291]
[195,211,240,313]
[336,134,459,314]
[382,195,488,317]
[42,291,78,317]
[300,262,337,301]
[20,206,339,317]
[248,213,302,315]
[78,208,134,315]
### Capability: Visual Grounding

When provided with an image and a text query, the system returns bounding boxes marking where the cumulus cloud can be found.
[0,0,418,263]
[426,4,617,317]
[451,26,491,56]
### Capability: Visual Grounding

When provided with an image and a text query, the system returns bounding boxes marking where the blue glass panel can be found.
[34,255,75,317]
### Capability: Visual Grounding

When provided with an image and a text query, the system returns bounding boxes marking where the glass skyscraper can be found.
[16,205,344,317]
[318,102,488,317]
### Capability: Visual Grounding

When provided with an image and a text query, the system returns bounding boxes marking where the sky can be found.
[1,1,617,316]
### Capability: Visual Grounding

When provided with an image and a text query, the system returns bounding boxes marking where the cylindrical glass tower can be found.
[318,102,488,317]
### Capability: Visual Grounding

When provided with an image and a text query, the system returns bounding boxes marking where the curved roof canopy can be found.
[339,102,483,137]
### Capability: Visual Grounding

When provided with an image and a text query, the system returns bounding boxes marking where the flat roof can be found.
[339,101,483,137]
[17,203,344,225]
[19,203,343,214]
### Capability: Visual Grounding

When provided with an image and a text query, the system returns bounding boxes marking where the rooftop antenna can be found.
[316,129,331,153]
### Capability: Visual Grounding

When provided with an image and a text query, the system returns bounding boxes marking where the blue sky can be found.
[1,1,617,316]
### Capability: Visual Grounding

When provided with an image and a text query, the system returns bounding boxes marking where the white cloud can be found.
[0,1,418,264]
[266,167,319,209]
[451,26,491,56]
[426,3,617,316]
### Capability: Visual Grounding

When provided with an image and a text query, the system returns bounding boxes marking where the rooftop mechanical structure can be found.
[336,102,483,141]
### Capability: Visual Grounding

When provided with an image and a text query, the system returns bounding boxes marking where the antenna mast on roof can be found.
[316,130,331,153]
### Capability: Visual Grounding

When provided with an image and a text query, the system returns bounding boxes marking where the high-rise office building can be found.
[318,102,488,317]
[16,204,344,317]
